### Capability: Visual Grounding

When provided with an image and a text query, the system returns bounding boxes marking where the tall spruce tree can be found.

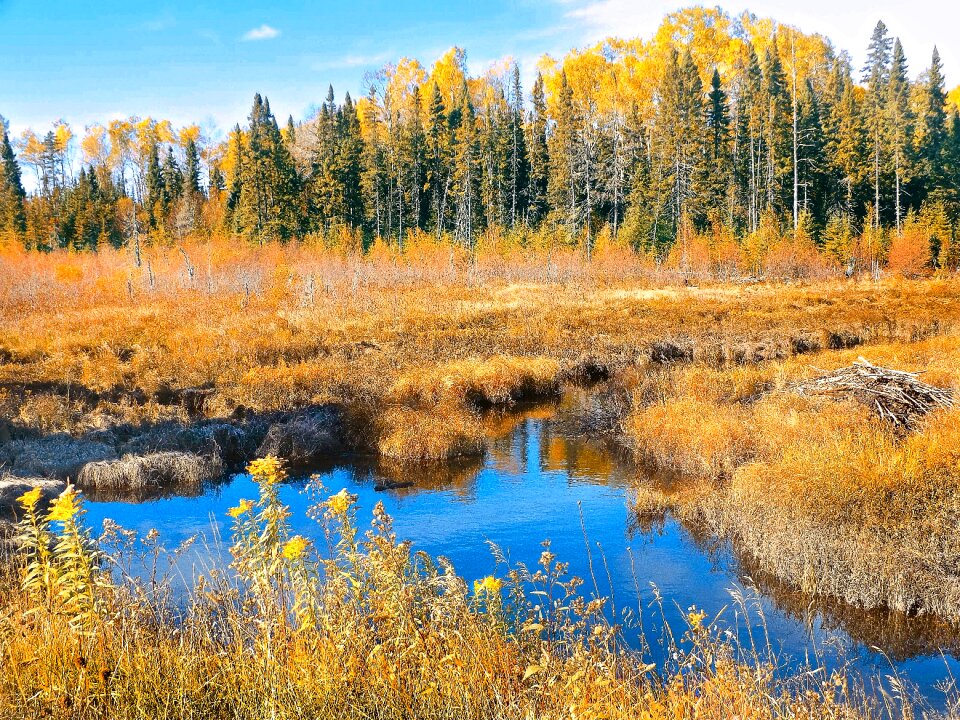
[145,142,165,229]
[762,36,792,217]
[862,21,893,227]
[232,94,302,241]
[526,73,550,227]
[547,71,578,233]
[507,64,530,228]
[0,123,27,237]
[917,47,949,204]
[886,39,913,230]
[184,138,202,197]
[733,45,765,232]
[705,68,732,222]
[451,91,480,247]
[338,92,365,228]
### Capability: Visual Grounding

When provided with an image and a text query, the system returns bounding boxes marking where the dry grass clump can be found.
[627,398,754,479]
[719,406,960,615]
[255,406,344,467]
[390,356,561,408]
[376,406,486,461]
[623,333,960,617]
[76,451,223,496]
[0,457,887,720]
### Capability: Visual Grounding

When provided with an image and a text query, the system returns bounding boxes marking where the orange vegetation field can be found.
[1,238,957,455]
[2,240,960,718]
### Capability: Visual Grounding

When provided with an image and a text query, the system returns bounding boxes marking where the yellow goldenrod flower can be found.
[46,489,79,523]
[687,608,707,630]
[227,498,254,519]
[247,456,286,485]
[325,489,354,516]
[474,575,503,595]
[18,487,43,510]
[282,535,310,561]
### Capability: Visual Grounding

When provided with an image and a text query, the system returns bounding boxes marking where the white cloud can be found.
[142,15,175,33]
[242,24,281,42]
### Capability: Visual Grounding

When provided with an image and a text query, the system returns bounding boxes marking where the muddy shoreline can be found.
[0,403,348,521]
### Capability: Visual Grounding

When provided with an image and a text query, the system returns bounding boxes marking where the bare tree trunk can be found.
[895,152,902,233]
[791,37,799,231]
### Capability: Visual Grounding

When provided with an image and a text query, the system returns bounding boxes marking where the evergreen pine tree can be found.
[796,78,828,230]
[424,82,451,235]
[338,93,365,229]
[733,45,765,232]
[886,38,914,230]
[825,61,866,216]
[917,47,949,204]
[507,64,530,228]
[398,84,427,240]
[862,21,893,227]
[451,91,480,247]
[762,36,793,217]
[163,147,183,204]
[547,71,578,233]
[0,123,27,237]
[234,94,303,241]
[705,68,732,222]
[526,73,549,227]
[184,138,202,197]
[145,142,165,229]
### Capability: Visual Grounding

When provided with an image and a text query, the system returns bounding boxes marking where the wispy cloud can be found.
[141,12,175,32]
[242,24,281,42]
[198,29,222,46]
[308,51,392,72]
[562,0,665,42]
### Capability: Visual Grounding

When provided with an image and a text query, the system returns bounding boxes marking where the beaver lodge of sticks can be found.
[791,358,954,430]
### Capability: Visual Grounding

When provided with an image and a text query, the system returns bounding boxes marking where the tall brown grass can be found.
[2,239,958,461]
[620,334,960,618]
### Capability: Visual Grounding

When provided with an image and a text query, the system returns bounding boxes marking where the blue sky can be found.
[1,0,957,139]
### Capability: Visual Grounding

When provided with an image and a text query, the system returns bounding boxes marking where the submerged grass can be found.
[0,457,916,720]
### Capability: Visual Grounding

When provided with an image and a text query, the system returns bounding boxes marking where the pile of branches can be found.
[791,357,954,430]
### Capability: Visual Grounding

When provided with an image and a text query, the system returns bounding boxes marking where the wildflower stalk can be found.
[15,487,57,611]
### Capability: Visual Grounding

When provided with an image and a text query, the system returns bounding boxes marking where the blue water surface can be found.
[84,405,960,713]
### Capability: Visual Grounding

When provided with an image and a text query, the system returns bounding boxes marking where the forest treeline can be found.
[2,8,960,273]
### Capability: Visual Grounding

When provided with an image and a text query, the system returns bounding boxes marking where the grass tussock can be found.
[76,451,223,496]
[0,457,894,720]
[390,355,561,408]
[376,406,486,461]
[620,333,960,617]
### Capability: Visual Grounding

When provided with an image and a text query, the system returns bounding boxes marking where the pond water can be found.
[84,398,960,712]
